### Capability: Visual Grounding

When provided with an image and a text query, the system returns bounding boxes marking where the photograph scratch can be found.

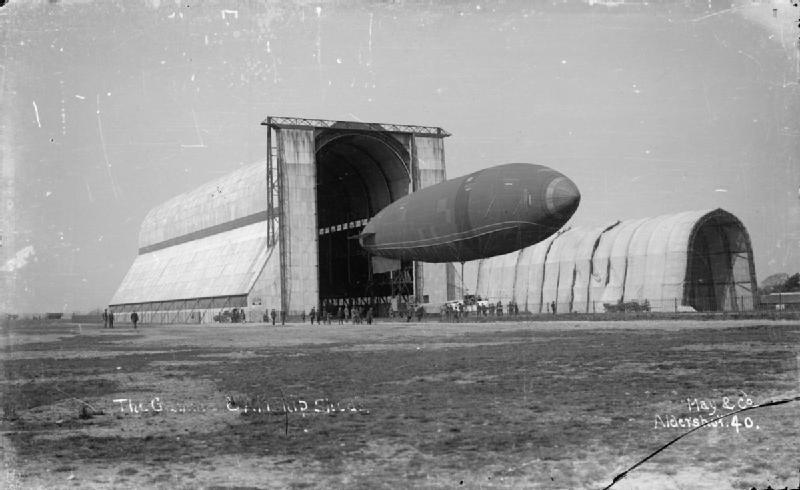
[31,100,41,128]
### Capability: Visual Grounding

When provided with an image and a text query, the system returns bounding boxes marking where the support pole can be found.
[460,261,465,300]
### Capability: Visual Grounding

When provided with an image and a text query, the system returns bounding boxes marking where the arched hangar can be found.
[461,209,758,313]
[109,117,455,323]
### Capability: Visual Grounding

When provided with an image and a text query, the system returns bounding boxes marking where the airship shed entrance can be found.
[262,117,454,318]
[314,130,413,312]
[107,117,454,323]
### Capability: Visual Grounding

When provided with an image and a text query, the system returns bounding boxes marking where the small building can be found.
[759,292,800,311]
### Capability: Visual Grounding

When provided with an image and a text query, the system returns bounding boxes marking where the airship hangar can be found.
[109,117,758,323]
[111,117,456,323]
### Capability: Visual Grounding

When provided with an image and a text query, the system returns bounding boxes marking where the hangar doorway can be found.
[315,130,413,314]
[262,117,451,317]
[684,210,757,312]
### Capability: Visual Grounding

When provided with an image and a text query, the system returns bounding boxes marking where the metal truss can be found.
[261,116,450,138]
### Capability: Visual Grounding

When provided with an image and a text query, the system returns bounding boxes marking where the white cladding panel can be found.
[139,162,267,249]
[554,228,584,311]
[661,210,709,303]
[601,218,648,306]
[478,250,520,303]
[572,224,615,313]
[623,216,665,302]
[589,223,621,309]
[518,235,558,313]
[112,221,271,305]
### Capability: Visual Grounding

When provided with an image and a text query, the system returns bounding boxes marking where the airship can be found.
[359,163,580,263]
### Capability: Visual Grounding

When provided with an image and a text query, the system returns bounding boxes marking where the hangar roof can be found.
[262,116,450,137]
[112,221,272,306]
[138,161,268,252]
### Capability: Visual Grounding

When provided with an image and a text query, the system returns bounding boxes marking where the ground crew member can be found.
[130,311,139,329]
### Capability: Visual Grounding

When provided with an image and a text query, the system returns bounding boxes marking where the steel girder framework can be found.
[261,116,451,138]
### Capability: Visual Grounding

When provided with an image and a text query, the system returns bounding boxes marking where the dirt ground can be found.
[1,318,799,489]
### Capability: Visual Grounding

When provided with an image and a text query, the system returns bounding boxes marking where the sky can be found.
[1,0,799,313]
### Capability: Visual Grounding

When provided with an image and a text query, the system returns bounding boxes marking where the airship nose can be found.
[544,176,580,218]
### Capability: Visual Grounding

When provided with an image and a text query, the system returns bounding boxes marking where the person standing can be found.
[280,310,286,325]
[310,307,316,325]
[102,309,109,329]
[108,310,114,329]
[130,311,139,329]
[270,309,277,325]
[338,306,344,325]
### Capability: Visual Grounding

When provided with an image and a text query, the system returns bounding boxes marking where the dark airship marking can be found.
[359,163,580,263]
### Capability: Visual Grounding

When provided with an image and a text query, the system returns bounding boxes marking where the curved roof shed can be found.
[461,209,757,313]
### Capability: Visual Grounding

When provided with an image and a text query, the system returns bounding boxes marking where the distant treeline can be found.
[761,273,800,295]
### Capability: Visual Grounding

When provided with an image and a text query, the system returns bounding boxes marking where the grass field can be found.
[1,319,799,489]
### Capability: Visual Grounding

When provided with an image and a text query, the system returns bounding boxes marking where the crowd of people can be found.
[101,309,139,329]
[308,304,375,325]
[440,300,521,322]
[249,302,426,325]
[103,299,537,328]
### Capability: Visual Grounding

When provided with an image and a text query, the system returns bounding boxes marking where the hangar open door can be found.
[262,117,452,317]
[315,130,413,315]
[684,209,758,312]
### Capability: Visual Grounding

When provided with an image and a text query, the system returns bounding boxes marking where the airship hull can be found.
[360,163,580,263]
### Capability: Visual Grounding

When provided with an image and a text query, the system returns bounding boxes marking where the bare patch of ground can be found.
[2,319,798,488]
